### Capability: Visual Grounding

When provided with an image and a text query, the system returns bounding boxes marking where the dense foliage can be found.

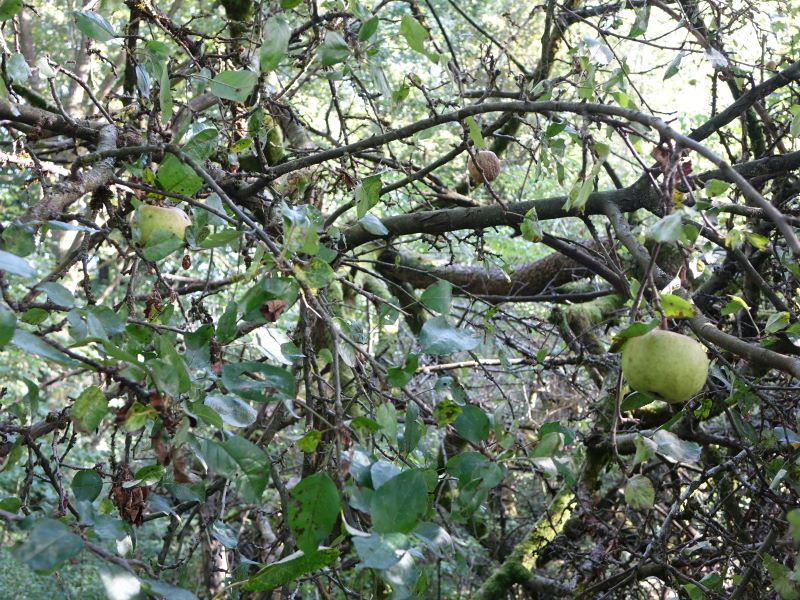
[0,0,799,598]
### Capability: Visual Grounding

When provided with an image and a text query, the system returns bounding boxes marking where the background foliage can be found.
[0,0,800,598]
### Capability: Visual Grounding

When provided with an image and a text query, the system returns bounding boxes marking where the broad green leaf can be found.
[221,435,269,502]
[72,385,108,432]
[0,249,35,278]
[453,405,490,443]
[260,16,291,72]
[298,257,335,289]
[355,174,382,218]
[0,308,16,347]
[72,11,117,42]
[704,178,732,197]
[353,533,409,569]
[418,316,479,355]
[11,330,79,366]
[763,553,800,600]
[659,293,695,319]
[653,430,701,464]
[370,469,429,533]
[156,153,203,196]
[465,116,485,149]
[318,32,350,66]
[222,361,295,402]
[664,51,685,79]
[7,53,30,83]
[521,207,544,242]
[72,470,103,501]
[624,475,655,510]
[36,282,75,308]
[204,394,257,428]
[0,0,22,21]
[297,430,321,453]
[400,15,428,54]
[792,109,800,139]
[649,212,684,243]
[12,519,84,574]
[160,66,173,122]
[358,214,388,236]
[244,549,339,592]
[359,16,380,41]
[210,70,258,103]
[288,472,341,554]
[141,580,199,600]
[420,280,452,315]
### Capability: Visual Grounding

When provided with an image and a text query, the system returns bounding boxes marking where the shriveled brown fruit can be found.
[467,150,501,184]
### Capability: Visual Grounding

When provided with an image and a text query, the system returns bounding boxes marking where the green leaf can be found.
[787,508,800,543]
[400,15,428,54]
[433,399,461,426]
[664,51,685,79]
[244,548,339,592]
[0,249,35,278]
[289,472,341,554]
[11,330,79,366]
[765,311,790,334]
[355,174,382,218]
[36,282,75,308]
[160,66,173,122]
[204,395,258,428]
[260,15,291,73]
[156,153,203,196]
[71,11,117,42]
[649,212,684,243]
[624,475,655,510]
[318,31,351,66]
[420,280,452,315]
[653,430,701,464]
[280,0,303,7]
[763,553,800,600]
[792,110,800,139]
[221,435,269,502]
[721,294,749,316]
[521,207,544,242]
[222,362,295,402]
[210,70,258,103]
[370,469,429,533]
[72,470,103,501]
[418,316,479,355]
[357,214,388,236]
[297,430,322,453]
[7,53,30,83]
[299,257,335,289]
[132,464,165,486]
[354,533,409,569]
[621,391,655,412]
[359,16,380,41]
[141,580,199,600]
[197,229,242,249]
[453,405,490,443]
[12,519,84,574]
[704,178,732,197]
[465,116,486,149]
[0,308,16,347]
[659,293,695,319]
[0,0,22,21]
[142,230,184,262]
[71,386,108,432]
[0,496,20,513]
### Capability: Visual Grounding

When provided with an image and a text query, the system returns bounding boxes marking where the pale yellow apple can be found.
[136,205,192,245]
[621,330,709,403]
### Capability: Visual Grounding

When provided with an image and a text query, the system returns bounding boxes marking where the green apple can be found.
[621,329,709,403]
[136,205,192,245]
